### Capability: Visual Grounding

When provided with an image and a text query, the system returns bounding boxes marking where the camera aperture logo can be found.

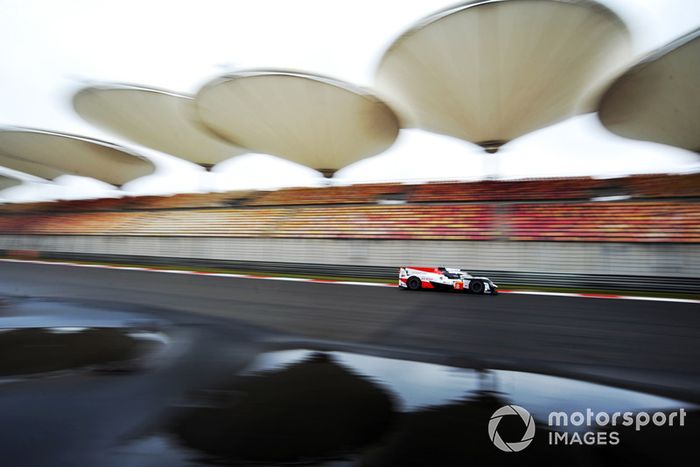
[488,405,536,452]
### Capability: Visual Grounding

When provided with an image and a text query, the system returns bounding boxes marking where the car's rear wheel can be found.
[469,280,484,294]
[407,277,422,291]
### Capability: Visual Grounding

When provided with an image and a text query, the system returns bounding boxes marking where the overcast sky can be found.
[0,0,698,201]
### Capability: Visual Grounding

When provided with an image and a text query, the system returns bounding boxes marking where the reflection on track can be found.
[245,349,689,416]
[0,327,165,377]
[126,350,696,466]
[0,289,700,467]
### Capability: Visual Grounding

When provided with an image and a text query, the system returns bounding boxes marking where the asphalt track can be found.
[1,261,699,399]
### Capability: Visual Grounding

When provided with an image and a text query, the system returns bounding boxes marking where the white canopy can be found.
[74,85,247,167]
[195,70,400,175]
[598,28,700,153]
[375,0,632,152]
[0,128,155,186]
[0,175,22,191]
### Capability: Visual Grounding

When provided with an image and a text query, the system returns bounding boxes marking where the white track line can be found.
[1,258,698,304]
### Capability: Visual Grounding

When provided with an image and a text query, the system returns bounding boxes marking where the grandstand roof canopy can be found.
[74,85,247,167]
[195,70,400,176]
[375,0,632,153]
[0,154,63,181]
[0,175,22,191]
[598,28,700,153]
[0,128,155,186]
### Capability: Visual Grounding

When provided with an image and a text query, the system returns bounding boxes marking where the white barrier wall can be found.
[0,235,698,278]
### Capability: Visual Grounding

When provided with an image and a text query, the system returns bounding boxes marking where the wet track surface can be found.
[0,261,699,466]
[0,261,698,394]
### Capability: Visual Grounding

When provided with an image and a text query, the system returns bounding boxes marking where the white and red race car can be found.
[398,266,498,294]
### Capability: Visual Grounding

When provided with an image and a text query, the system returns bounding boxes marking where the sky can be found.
[0,0,698,201]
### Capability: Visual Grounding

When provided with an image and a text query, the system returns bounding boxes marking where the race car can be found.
[398,266,498,294]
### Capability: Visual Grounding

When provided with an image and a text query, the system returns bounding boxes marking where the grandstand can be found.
[249,184,406,206]
[0,174,698,242]
[3,173,698,212]
[0,173,698,293]
[0,201,698,243]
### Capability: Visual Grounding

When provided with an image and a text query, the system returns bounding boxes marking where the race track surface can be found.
[1,261,699,398]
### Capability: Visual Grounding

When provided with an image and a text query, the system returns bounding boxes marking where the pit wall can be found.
[0,235,698,291]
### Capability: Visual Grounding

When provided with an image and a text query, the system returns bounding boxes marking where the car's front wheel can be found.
[469,280,484,294]
[407,277,422,291]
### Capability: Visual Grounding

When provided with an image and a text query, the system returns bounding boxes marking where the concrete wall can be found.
[0,235,698,278]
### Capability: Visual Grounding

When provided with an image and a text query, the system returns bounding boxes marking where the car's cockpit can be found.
[438,266,464,279]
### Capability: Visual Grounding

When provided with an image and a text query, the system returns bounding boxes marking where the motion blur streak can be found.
[2,257,698,304]
[1,260,698,401]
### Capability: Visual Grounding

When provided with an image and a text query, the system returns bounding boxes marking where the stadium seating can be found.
[407,174,700,203]
[408,178,604,202]
[124,191,252,210]
[0,201,697,242]
[506,202,700,242]
[248,184,406,206]
[270,205,496,240]
[2,174,697,214]
[625,173,700,199]
[0,211,142,235]
[0,191,252,212]
[0,174,697,243]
